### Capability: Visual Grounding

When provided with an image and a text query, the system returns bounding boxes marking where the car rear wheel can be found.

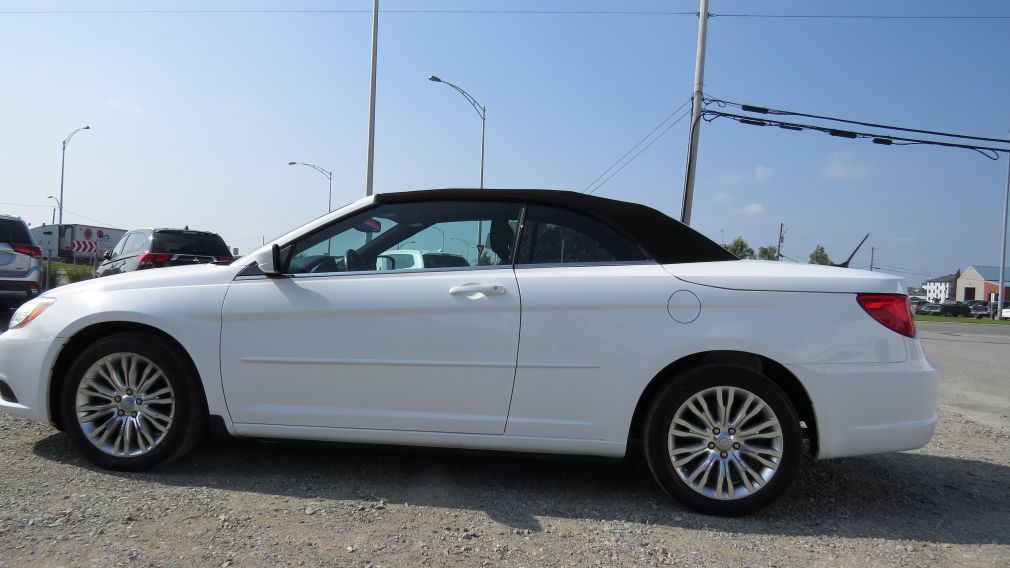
[60,332,206,471]
[642,364,802,516]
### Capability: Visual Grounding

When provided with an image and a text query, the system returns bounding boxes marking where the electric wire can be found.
[582,99,691,194]
[701,110,1009,159]
[3,9,1007,19]
[704,97,1008,144]
[0,9,698,15]
[585,106,692,195]
[714,13,1010,20]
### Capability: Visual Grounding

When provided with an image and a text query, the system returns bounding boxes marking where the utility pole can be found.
[775,222,785,261]
[870,247,875,271]
[364,0,379,197]
[679,0,710,226]
[998,129,1009,319]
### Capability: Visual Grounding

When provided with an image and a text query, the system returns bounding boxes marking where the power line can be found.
[701,110,1009,159]
[0,9,698,15]
[714,13,1010,20]
[705,97,1008,144]
[583,99,691,194]
[585,106,692,195]
[3,9,1006,19]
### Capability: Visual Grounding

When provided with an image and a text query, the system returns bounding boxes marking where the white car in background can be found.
[0,189,938,516]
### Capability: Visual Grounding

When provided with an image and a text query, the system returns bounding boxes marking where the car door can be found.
[220,199,523,434]
[507,204,678,441]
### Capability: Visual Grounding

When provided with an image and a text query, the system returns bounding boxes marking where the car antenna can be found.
[833,233,869,268]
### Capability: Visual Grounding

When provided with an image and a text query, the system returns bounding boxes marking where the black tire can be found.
[642,364,802,516]
[59,332,207,471]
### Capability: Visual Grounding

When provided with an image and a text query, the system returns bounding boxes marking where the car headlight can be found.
[9,298,56,330]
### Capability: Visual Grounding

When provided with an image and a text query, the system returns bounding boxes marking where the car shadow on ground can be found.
[32,432,1008,545]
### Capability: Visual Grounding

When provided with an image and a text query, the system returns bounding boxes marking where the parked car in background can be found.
[909,298,930,314]
[938,301,971,317]
[381,249,470,270]
[96,228,233,277]
[918,303,942,316]
[0,189,939,516]
[0,215,43,310]
[970,302,991,319]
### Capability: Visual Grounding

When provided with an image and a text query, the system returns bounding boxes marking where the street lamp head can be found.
[288,162,297,165]
[427,75,442,82]
[83,126,90,130]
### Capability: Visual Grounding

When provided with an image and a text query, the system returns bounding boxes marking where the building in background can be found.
[924,271,959,303]
[957,265,1010,303]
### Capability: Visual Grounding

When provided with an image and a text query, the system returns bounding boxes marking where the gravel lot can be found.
[0,319,1007,567]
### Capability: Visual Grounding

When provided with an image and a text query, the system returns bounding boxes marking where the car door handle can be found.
[448,284,506,296]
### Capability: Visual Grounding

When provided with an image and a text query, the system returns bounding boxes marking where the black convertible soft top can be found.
[373,188,736,264]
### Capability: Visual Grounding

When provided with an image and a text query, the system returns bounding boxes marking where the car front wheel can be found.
[642,365,802,516]
[60,332,206,471]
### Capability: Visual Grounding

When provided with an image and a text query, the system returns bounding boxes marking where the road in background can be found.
[919,321,1010,431]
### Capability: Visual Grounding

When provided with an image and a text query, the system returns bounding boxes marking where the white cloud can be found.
[742,203,765,215]
[713,192,733,205]
[106,98,146,113]
[709,164,773,186]
[824,151,870,179]
[754,165,773,180]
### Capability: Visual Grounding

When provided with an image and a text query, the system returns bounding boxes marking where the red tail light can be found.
[137,253,174,268]
[12,244,42,259]
[215,255,234,263]
[857,294,916,338]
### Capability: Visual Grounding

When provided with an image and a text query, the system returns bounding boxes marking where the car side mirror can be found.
[103,251,112,260]
[254,244,283,276]
[375,255,396,271]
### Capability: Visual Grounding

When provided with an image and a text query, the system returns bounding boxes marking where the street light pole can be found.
[428,75,486,189]
[47,195,62,225]
[288,162,334,212]
[58,125,90,226]
[429,75,488,261]
[364,0,379,197]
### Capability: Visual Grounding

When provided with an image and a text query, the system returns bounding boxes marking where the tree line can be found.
[723,237,831,265]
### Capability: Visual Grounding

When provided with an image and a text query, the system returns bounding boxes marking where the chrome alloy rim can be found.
[668,386,784,500]
[75,353,176,457]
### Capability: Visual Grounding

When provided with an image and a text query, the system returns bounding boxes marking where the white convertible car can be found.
[0,189,938,516]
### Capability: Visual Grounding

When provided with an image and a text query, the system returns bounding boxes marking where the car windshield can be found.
[0,219,31,245]
[152,231,230,256]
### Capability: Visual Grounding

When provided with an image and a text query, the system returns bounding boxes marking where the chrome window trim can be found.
[514,260,656,269]
[234,263,511,281]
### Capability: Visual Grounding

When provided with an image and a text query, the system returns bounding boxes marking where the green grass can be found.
[914,314,1010,325]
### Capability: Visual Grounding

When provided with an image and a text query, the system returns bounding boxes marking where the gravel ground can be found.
[0,322,1007,567]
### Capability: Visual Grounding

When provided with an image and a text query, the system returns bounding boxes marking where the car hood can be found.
[42,262,244,299]
[664,260,905,294]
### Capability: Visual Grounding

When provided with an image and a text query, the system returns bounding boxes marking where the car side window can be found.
[121,232,149,257]
[515,205,647,265]
[285,200,523,275]
[110,234,130,259]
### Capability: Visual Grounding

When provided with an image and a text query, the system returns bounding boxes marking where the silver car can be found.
[0,215,43,310]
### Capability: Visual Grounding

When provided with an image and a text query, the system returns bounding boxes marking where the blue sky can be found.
[1,0,1008,285]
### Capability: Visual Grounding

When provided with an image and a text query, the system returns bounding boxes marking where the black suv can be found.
[96,228,232,277]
